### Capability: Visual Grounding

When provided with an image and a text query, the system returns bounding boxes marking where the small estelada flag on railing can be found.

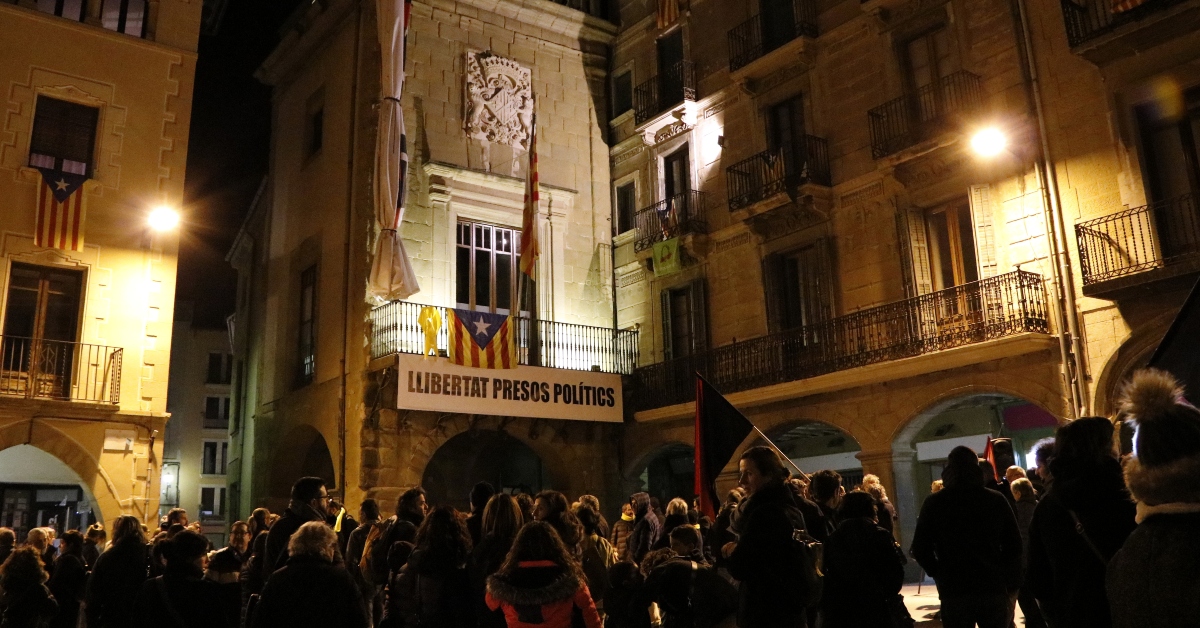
[1111,0,1148,13]
[34,168,87,252]
[448,308,517,369]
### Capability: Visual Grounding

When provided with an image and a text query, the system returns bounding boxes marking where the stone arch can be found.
[0,419,122,530]
[1092,309,1177,416]
[420,429,559,509]
[758,419,865,486]
[270,424,336,503]
[622,441,695,508]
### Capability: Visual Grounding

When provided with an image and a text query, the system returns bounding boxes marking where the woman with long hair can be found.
[0,546,57,627]
[85,515,150,628]
[48,530,87,628]
[470,494,524,628]
[384,505,473,627]
[485,521,601,628]
[533,491,582,556]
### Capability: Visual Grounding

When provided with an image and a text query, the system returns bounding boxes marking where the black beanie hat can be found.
[1119,369,1200,467]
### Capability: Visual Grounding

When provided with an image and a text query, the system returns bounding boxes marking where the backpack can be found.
[786,526,824,608]
[579,534,616,602]
[360,518,395,585]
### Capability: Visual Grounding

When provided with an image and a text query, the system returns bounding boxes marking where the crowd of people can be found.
[1,367,1198,627]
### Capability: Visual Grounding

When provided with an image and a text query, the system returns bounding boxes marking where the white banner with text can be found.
[395,353,624,423]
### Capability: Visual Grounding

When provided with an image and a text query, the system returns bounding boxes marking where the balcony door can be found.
[456,221,530,317]
[768,96,806,183]
[761,0,797,53]
[657,30,685,108]
[661,279,707,362]
[661,146,691,234]
[1138,87,1200,259]
[904,28,959,123]
[2,263,84,398]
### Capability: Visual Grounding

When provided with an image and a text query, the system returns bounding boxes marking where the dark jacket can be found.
[47,553,86,628]
[0,545,12,567]
[81,543,100,570]
[469,533,514,628]
[263,501,326,578]
[84,537,149,628]
[626,495,660,566]
[485,560,601,628]
[651,514,689,551]
[603,564,651,628]
[910,483,1022,599]
[239,531,269,609]
[725,481,809,628]
[252,554,369,628]
[466,512,484,547]
[609,518,634,563]
[131,564,233,628]
[385,547,473,628]
[1027,458,1136,628]
[820,518,905,628]
[0,583,57,628]
[1106,453,1200,628]
[643,552,737,628]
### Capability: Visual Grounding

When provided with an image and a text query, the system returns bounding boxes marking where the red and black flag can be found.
[1149,276,1200,398]
[694,375,754,519]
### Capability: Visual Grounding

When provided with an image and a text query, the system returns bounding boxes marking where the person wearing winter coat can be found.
[722,446,811,628]
[0,546,57,628]
[820,491,905,628]
[486,521,602,628]
[263,476,332,578]
[85,515,150,628]
[533,491,584,556]
[466,482,496,547]
[626,493,660,566]
[651,499,691,551]
[603,561,651,628]
[1008,478,1046,628]
[384,506,473,628]
[470,494,524,628]
[910,446,1022,628]
[81,525,105,570]
[578,495,611,539]
[576,505,617,614]
[609,503,635,562]
[643,526,737,628]
[252,521,369,628]
[132,530,233,628]
[1027,416,1136,628]
[1107,369,1200,628]
[0,529,14,569]
[47,531,86,628]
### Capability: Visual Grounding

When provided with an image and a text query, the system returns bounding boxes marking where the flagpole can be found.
[750,424,810,483]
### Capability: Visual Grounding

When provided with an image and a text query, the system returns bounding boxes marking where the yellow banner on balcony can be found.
[653,237,682,277]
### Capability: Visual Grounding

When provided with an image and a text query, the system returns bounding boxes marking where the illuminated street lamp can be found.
[148,206,180,231]
[970,127,1008,158]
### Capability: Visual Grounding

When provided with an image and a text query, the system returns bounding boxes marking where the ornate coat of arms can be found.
[465,50,533,155]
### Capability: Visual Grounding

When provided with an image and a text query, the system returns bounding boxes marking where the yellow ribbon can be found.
[418,306,442,357]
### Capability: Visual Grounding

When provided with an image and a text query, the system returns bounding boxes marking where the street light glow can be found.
[971,127,1008,158]
[148,206,180,231]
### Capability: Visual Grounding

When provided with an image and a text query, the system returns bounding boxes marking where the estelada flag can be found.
[519,112,539,279]
[448,308,518,369]
[695,375,754,519]
[35,168,87,252]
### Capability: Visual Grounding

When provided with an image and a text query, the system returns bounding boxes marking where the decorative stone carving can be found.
[654,121,692,145]
[464,50,533,160]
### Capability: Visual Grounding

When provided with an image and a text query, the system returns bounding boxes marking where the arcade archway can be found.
[421,430,553,510]
[759,421,863,488]
[0,444,102,540]
[270,425,336,505]
[625,443,695,508]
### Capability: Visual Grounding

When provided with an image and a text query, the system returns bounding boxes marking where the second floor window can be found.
[612,71,633,119]
[298,266,317,385]
[456,221,523,315]
[1137,86,1200,259]
[763,239,834,335]
[29,96,99,176]
[201,441,228,475]
[615,182,636,234]
[206,352,232,384]
[204,396,230,430]
[660,279,708,361]
[2,263,83,346]
[200,486,226,518]
[924,202,979,291]
[768,96,806,179]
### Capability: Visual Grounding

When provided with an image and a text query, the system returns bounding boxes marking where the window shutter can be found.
[660,288,674,362]
[812,237,835,323]
[969,185,998,278]
[762,253,786,333]
[690,278,709,354]
[896,206,933,297]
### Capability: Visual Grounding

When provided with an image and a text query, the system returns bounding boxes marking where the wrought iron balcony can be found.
[3,0,149,38]
[633,190,709,252]
[634,61,697,126]
[0,336,123,404]
[727,138,831,211]
[633,270,1049,410]
[728,0,818,72]
[868,71,983,159]
[1061,0,1188,47]
[370,301,639,375]
[1076,193,1200,287]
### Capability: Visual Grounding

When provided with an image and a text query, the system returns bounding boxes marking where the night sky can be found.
[179,0,304,328]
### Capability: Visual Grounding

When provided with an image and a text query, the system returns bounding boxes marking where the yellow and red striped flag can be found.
[657,0,679,28]
[519,112,540,279]
[34,168,87,252]
[448,308,517,369]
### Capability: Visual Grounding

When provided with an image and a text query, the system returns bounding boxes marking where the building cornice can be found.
[454,0,617,44]
[0,3,199,59]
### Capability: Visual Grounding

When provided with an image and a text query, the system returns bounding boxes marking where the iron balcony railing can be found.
[4,0,149,37]
[633,270,1049,410]
[634,61,697,125]
[868,71,983,159]
[634,190,709,252]
[370,301,639,375]
[728,0,818,72]
[727,138,831,211]
[1061,0,1186,47]
[0,336,122,404]
[1076,193,1200,286]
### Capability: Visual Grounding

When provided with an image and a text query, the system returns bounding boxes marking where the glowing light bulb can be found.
[149,206,180,231]
[971,127,1007,158]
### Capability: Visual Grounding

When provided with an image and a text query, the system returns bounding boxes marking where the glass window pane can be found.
[456,245,471,307]
[957,205,979,284]
[496,253,512,313]
[475,250,491,310]
[926,211,954,290]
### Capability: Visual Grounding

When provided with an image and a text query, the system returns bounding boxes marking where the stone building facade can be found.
[0,0,200,528]
[614,0,1200,554]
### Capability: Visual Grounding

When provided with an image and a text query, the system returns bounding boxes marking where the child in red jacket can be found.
[486,521,602,628]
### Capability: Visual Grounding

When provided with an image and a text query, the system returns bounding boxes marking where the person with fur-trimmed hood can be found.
[485,521,602,628]
[1107,369,1200,628]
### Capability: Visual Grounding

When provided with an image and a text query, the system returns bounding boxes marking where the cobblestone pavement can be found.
[901,580,1027,627]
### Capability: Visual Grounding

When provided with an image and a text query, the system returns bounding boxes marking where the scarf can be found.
[1135,501,1200,523]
